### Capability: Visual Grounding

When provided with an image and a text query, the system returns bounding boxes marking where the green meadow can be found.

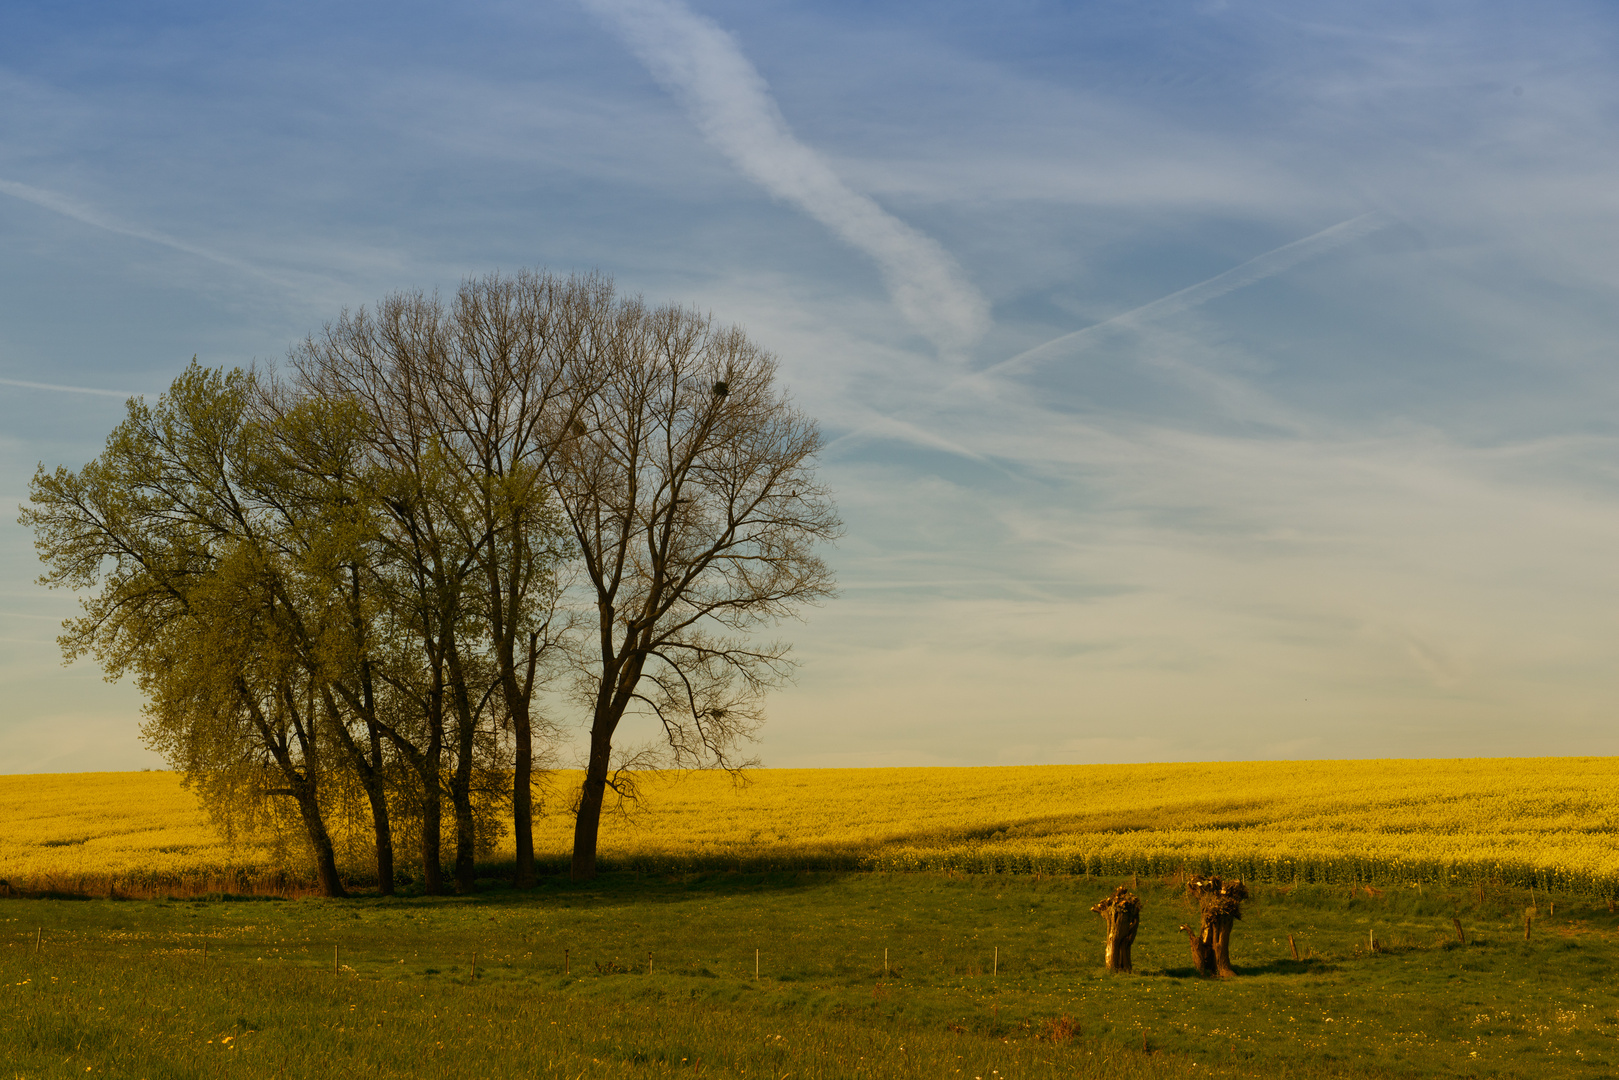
[5,872,1616,1078]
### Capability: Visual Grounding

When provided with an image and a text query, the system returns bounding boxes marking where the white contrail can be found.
[845,409,990,463]
[0,376,143,399]
[0,177,285,285]
[979,211,1390,381]
[581,0,990,355]
[824,211,1390,457]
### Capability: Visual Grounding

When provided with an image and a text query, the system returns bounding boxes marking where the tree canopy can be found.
[23,269,839,891]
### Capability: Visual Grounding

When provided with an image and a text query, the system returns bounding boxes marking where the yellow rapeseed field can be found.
[5,758,1619,894]
[0,771,276,894]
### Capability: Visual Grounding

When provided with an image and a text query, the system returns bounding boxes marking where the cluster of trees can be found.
[23,271,839,895]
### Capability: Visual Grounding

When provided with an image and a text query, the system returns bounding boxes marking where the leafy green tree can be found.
[248,383,402,893]
[23,365,355,895]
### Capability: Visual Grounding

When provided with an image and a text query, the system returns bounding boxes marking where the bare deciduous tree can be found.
[292,270,605,888]
[549,301,840,881]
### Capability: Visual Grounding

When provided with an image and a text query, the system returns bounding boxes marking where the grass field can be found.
[5,871,1616,1078]
[6,759,1619,896]
[8,764,1619,1077]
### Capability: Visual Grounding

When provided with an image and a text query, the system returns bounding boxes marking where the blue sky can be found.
[3,0,1618,772]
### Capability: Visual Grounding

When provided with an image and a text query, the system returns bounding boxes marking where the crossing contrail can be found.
[823,211,1391,457]
[978,211,1390,382]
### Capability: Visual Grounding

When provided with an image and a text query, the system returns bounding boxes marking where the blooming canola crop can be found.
[5,758,1618,895]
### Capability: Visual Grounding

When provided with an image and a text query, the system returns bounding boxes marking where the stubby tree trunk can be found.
[1210,913,1238,977]
[1182,922,1216,976]
[1091,886,1141,973]
[1186,875,1247,978]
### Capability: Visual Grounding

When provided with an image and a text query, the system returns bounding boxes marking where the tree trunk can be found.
[257,688,346,899]
[1185,875,1246,978]
[417,718,445,895]
[324,685,395,897]
[570,728,613,882]
[448,649,478,894]
[1104,913,1138,974]
[364,766,394,896]
[1091,887,1141,973]
[362,663,394,896]
[451,772,476,894]
[364,707,394,895]
[502,624,542,891]
[1210,913,1237,977]
[419,776,443,894]
[1182,923,1215,976]
[376,733,442,894]
[438,637,479,895]
[513,707,534,888]
[292,784,346,899]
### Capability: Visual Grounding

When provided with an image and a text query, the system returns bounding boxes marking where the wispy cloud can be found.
[0,177,288,287]
[580,0,991,355]
[0,377,143,399]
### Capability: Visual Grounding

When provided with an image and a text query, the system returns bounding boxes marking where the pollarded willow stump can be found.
[1183,875,1248,978]
[1090,886,1142,973]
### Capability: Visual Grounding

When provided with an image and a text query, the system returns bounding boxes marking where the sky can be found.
[2,0,1618,773]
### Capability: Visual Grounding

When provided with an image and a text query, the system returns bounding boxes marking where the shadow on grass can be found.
[1155,956,1337,979]
[179,892,289,904]
[369,869,853,910]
